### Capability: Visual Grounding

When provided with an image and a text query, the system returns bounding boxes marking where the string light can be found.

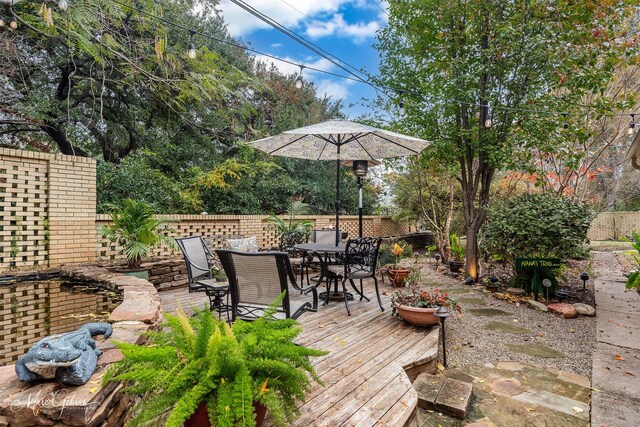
[9,16,17,30]
[0,16,5,27]
[484,106,492,128]
[58,0,69,11]
[628,114,635,135]
[187,31,197,59]
[295,65,304,89]
[398,90,405,116]
[562,112,569,130]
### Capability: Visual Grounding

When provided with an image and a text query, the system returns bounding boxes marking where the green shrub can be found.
[480,193,593,261]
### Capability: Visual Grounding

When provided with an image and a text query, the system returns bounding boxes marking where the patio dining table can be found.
[293,242,350,302]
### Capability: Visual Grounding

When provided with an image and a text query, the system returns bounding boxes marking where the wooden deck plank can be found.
[160,278,438,427]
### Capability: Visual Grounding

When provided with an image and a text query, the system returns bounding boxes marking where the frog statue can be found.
[15,322,113,386]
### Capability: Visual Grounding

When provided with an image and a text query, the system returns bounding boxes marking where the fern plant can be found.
[104,295,327,427]
[100,199,176,269]
[625,231,640,293]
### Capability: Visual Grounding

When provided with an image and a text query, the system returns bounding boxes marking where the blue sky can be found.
[216,0,388,118]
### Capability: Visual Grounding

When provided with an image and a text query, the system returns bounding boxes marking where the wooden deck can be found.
[159,279,440,426]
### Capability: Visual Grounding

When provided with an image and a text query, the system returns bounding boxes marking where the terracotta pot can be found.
[387,268,410,287]
[395,305,439,327]
[184,401,267,427]
[448,260,464,273]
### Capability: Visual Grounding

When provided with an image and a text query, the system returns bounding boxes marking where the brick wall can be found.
[96,214,414,261]
[0,148,96,270]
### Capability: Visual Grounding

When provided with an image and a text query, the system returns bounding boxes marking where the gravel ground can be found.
[415,260,596,377]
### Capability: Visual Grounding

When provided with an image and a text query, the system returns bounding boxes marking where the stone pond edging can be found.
[0,266,162,427]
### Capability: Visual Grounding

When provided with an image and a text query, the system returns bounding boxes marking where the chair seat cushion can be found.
[289,257,305,265]
[327,264,372,279]
[327,265,344,275]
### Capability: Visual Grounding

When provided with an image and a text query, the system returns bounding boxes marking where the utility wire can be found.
[228,0,378,90]
[105,0,635,120]
[110,0,364,83]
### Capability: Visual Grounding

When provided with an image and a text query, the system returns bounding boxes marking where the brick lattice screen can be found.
[96,215,412,260]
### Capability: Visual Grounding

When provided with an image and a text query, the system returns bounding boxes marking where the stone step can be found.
[414,372,472,419]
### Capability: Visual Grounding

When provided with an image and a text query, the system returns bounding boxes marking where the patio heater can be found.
[344,160,379,238]
[434,306,452,368]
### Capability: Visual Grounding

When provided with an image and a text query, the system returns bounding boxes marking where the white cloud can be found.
[218,0,345,36]
[305,13,379,42]
[270,43,283,49]
[316,79,349,100]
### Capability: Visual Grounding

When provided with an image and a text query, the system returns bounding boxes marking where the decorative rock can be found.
[489,378,526,396]
[414,373,445,410]
[528,300,548,312]
[496,361,526,372]
[434,377,473,419]
[547,303,577,319]
[505,287,526,297]
[573,303,595,317]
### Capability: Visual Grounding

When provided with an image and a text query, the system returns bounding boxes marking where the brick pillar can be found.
[48,154,97,266]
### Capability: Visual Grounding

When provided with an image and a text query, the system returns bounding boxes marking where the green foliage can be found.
[104,298,327,427]
[449,234,464,262]
[266,201,313,236]
[625,231,640,293]
[371,0,636,278]
[100,199,176,269]
[480,193,593,261]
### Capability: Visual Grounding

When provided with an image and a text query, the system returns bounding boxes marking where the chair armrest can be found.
[301,285,318,311]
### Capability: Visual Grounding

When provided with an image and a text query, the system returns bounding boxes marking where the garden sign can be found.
[515,258,562,301]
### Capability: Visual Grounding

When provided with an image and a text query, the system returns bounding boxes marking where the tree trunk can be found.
[40,121,88,157]
[465,224,480,280]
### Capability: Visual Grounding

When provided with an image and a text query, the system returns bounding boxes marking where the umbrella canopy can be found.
[250,120,430,160]
[249,119,431,244]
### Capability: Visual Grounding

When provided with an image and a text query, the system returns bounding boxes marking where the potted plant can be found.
[481,276,500,293]
[625,231,640,295]
[448,233,465,273]
[100,199,177,279]
[104,297,327,427]
[391,272,462,327]
[381,240,413,287]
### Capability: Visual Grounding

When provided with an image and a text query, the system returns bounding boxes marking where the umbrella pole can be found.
[358,177,363,238]
[335,151,341,247]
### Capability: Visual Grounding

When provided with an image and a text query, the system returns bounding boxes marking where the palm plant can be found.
[100,199,176,269]
[266,201,313,235]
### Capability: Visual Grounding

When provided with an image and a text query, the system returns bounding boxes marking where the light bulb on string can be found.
[562,112,568,130]
[0,16,5,27]
[295,65,304,89]
[484,105,492,128]
[628,114,635,135]
[187,31,196,59]
[9,16,17,30]
[58,0,69,11]
[399,101,405,116]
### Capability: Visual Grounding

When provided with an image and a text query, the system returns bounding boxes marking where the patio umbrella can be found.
[249,119,431,245]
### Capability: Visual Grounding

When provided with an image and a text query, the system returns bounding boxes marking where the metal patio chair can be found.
[327,237,383,315]
[216,250,318,321]
[176,236,230,319]
[278,230,311,286]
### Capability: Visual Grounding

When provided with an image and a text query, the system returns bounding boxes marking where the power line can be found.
[278,0,306,18]
[110,0,364,83]
[228,0,377,89]
[98,1,638,121]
